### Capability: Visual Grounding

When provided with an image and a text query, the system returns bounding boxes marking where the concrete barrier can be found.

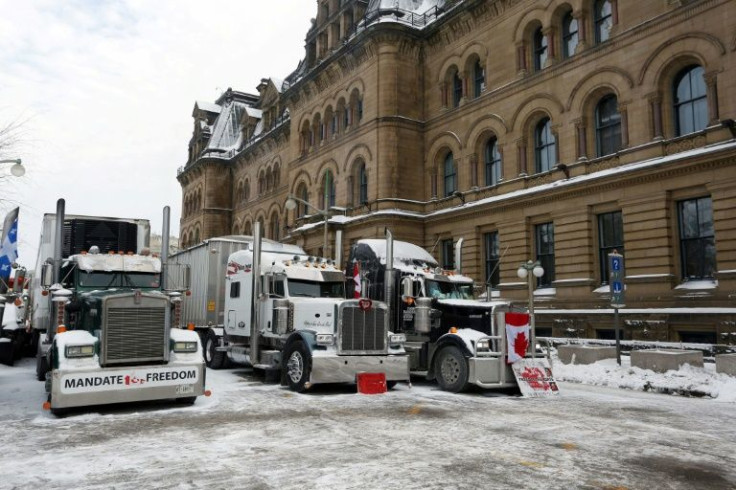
[715,353,736,376]
[557,345,617,365]
[630,349,703,373]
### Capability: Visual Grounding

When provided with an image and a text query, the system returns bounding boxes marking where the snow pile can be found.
[553,354,736,402]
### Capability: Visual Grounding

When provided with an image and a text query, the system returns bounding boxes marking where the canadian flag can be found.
[505,312,531,364]
[353,262,361,298]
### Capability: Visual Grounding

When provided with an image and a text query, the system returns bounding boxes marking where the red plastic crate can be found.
[356,372,387,394]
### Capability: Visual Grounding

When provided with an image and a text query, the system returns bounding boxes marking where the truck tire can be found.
[434,345,469,393]
[36,351,50,382]
[283,340,311,393]
[0,340,14,366]
[204,330,226,369]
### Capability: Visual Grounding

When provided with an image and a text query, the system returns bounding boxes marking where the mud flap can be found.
[510,358,560,397]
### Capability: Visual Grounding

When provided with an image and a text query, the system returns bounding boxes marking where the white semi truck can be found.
[347,230,545,393]
[32,200,206,415]
[185,223,410,392]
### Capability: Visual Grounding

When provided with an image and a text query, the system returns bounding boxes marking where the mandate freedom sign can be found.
[60,367,199,394]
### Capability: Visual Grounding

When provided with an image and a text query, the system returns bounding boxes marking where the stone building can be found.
[177,0,736,343]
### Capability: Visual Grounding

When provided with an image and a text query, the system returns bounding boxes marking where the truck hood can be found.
[288,297,343,333]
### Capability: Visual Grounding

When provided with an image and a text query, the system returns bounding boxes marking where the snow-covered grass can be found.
[552,353,736,402]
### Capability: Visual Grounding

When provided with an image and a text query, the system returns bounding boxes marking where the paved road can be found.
[1,359,734,489]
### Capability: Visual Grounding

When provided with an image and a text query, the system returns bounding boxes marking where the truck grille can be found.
[104,306,167,365]
[339,303,387,355]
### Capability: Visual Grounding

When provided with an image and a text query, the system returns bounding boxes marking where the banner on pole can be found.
[505,312,530,364]
[0,207,19,290]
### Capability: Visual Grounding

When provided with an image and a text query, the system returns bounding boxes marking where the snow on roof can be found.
[73,254,161,273]
[194,101,221,114]
[245,107,262,118]
[358,239,437,266]
[367,0,443,16]
[203,100,250,155]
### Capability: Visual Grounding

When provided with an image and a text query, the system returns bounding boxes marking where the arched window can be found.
[273,166,280,189]
[562,11,578,59]
[358,163,368,205]
[194,228,200,243]
[321,170,336,209]
[452,70,462,107]
[595,94,622,157]
[594,0,612,44]
[296,183,309,218]
[244,221,252,236]
[534,118,556,173]
[484,138,502,187]
[473,60,484,98]
[244,179,250,201]
[533,27,547,71]
[270,213,280,241]
[674,65,707,136]
[443,153,456,197]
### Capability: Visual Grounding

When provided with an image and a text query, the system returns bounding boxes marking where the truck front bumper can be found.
[49,361,206,409]
[310,354,410,384]
[467,356,518,389]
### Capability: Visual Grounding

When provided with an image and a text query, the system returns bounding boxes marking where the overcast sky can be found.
[0,0,315,265]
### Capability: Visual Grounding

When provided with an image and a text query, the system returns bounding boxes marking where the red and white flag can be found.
[505,312,531,364]
[353,262,361,298]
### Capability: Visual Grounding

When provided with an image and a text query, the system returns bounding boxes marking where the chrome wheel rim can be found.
[440,354,460,384]
[205,337,214,363]
[287,351,304,384]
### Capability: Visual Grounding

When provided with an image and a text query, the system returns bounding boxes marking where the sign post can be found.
[608,251,625,365]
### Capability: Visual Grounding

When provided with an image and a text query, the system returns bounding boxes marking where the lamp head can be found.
[285,197,297,211]
[517,267,528,279]
[532,265,544,278]
[10,160,25,177]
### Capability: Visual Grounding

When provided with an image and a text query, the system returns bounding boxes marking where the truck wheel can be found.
[0,340,14,366]
[434,345,469,393]
[36,351,49,381]
[204,330,226,369]
[283,340,311,393]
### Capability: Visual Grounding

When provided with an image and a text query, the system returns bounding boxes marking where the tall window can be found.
[452,71,462,107]
[443,153,457,197]
[678,197,716,280]
[473,60,485,98]
[595,94,622,157]
[358,163,368,205]
[533,27,548,71]
[484,138,502,187]
[535,222,555,287]
[270,214,280,241]
[534,118,556,173]
[357,98,363,121]
[441,239,454,270]
[321,170,336,209]
[674,65,707,136]
[562,11,578,58]
[296,184,308,218]
[484,232,500,288]
[598,211,624,284]
[594,0,612,44]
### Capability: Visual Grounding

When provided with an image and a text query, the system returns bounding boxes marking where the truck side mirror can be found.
[41,263,53,288]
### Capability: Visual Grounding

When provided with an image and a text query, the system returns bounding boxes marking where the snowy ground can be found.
[2,355,735,490]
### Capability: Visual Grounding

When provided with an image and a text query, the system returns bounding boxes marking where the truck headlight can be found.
[66,344,95,358]
[389,334,406,345]
[316,333,334,346]
[173,341,198,353]
[476,339,491,352]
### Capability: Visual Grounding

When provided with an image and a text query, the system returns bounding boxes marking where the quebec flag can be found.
[0,207,19,286]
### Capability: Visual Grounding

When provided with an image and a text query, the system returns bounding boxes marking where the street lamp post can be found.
[284,193,331,258]
[517,260,544,358]
[0,159,25,177]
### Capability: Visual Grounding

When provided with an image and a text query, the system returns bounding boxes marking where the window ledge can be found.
[674,280,717,291]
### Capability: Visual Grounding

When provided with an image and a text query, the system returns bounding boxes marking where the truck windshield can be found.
[288,279,344,298]
[77,271,161,289]
[425,279,474,299]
